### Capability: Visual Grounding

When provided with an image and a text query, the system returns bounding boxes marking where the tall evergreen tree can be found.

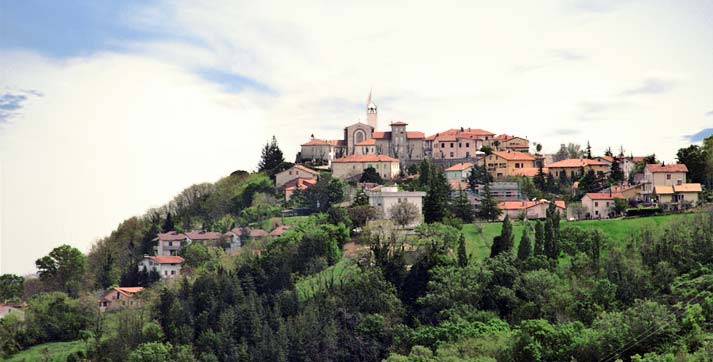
[452,187,475,223]
[490,236,503,258]
[534,164,546,190]
[478,182,501,221]
[457,233,468,267]
[490,215,514,258]
[609,157,625,184]
[558,169,569,186]
[517,225,532,261]
[258,136,285,173]
[586,141,592,159]
[544,202,560,261]
[423,163,450,223]
[534,221,544,256]
[418,159,431,188]
[162,212,175,233]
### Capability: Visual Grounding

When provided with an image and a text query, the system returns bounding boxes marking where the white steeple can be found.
[366,89,377,129]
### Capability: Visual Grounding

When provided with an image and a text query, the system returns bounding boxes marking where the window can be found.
[450,143,454,148]
[466,143,469,148]
[595,202,599,207]
[595,210,599,215]
[289,171,292,175]
[171,270,176,275]
[450,152,454,157]
[667,174,671,180]
[606,202,609,207]
[441,143,445,148]
[459,143,462,148]
[168,241,172,247]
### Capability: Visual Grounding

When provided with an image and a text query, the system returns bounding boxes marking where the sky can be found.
[1,0,712,275]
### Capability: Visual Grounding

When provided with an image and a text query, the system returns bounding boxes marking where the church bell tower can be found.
[366,90,377,129]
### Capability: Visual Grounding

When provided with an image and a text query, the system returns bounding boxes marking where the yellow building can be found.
[331,154,400,180]
[485,151,537,180]
[547,158,610,180]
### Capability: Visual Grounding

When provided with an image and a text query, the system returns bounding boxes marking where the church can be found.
[299,92,426,166]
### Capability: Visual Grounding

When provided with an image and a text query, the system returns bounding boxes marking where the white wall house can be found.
[367,186,426,227]
[138,255,185,279]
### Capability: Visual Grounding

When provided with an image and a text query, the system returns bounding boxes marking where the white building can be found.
[367,186,426,227]
[138,255,185,279]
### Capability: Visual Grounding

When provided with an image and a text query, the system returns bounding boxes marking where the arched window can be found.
[354,129,365,144]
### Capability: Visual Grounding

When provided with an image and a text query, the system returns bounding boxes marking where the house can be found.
[153,231,188,256]
[445,162,474,181]
[275,165,320,188]
[653,183,702,204]
[270,225,292,237]
[331,154,400,180]
[371,122,426,163]
[497,199,566,220]
[547,158,610,180]
[581,192,626,219]
[184,230,224,246]
[484,151,537,180]
[512,167,548,178]
[98,287,144,312]
[642,164,688,198]
[593,155,614,166]
[138,255,185,279]
[354,138,377,155]
[0,304,25,320]
[284,177,318,200]
[426,128,492,160]
[366,186,426,227]
[477,182,522,201]
[492,134,530,153]
[299,138,346,165]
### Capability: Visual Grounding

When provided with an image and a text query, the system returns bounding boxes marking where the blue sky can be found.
[1,0,712,274]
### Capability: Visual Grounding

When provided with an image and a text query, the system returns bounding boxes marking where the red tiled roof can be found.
[270,225,291,236]
[498,200,566,210]
[291,164,320,175]
[332,154,399,163]
[548,158,608,168]
[146,255,185,264]
[185,230,223,241]
[426,128,495,141]
[390,121,408,126]
[596,156,614,163]
[356,139,376,146]
[673,183,702,193]
[284,177,318,191]
[445,162,474,171]
[372,131,388,139]
[513,167,548,177]
[448,179,469,190]
[154,231,187,241]
[491,151,536,161]
[301,139,345,146]
[584,192,626,200]
[407,131,425,139]
[111,287,145,298]
[645,164,688,173]
[250,229,268,237]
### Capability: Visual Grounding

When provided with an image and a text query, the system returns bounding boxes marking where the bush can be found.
[625,207,662,217]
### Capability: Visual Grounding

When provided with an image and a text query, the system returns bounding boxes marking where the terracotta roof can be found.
[250,229,268,237]
[185,230,222,240]
[596,156,614,163]
[109,287,145,298]
[445,162,474,171]
[654,186,674,195]
[407,131,425,139]
[645,164,688,173]
[332,154,399,163]
[356,139,376,146]
[448,179,470,190]
[513,167,548,177]
[673,183,702,193]
[548,158,608,168]
[493,134,526,142]
[584,192,626,200]
[146,255,185,264]
[498,200,566,210]
[270,225,291,237]
[491,151,536,161]
[284,178,318,191]
[390,121,408,126]
[154,231,187,242]
[301,139,345,146]
[291,164,320,175]
[372,131,389,139]
[426,128,494,141]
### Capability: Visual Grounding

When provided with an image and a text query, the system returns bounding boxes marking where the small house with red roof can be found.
[642,163,688,195]
[484,151,537,180]
[299,138,346,165]
[153,231,188,256]
[98,287,145,312]
[426,128,492,160]
[445,162,474,181]
[497,199,566,221]
[284,177,318,200]
[138,255,185,279]
[547,158,610,180]
[275,164,320,188]
[581,192,626,219]
[492,134,530,153]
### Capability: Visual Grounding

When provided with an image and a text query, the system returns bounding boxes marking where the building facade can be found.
[367,186,426,227]
[275,164,320,188]
[98,287,144,312]
[581,192,626,219]
[331,154,400,180]
[485,151,537,180]
[547,158,610,180]
[138,255,184,279]
[497,200,566,220]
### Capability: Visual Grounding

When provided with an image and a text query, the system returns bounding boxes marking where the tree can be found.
[586,141,592,159]
[467,164,491,191]
[423,163,450,223]
[609,157,624,184]
[517,225,532,261]
[612,198,628,216]
[349,205,379,228]
[0,274,24,303]
[452,187,475,223]
[35,244,87,296]
[676,144,708,185]
[536,143,543,154]
[478,182,502,221]
[543,202,560,261]
[360,167,384,184]
[258,136,285,176]
[604,147,613,157]
[534,221,544,255]
[162,212,175,233]
[534,164,546,190]
[300,175,345,213]
[490,215,514,257]
[480,145,494,155]
[457,233,468,267]
[389,200,420,228]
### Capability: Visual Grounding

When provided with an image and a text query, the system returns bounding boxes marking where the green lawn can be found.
[294,259,359,301]
[462,213,698,262]
[4,340,85,362]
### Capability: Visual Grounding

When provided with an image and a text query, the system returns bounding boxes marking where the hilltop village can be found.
[1,94,712,362]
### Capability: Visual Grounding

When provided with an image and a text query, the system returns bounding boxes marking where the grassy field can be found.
[4,341,85,362]
[294,259,359,301]
[462,213,698,261]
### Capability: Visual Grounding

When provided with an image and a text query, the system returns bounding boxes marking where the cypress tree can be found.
[534,221,544,255]
[162,212,174,233]
[452,187,474,223]
[517,225,532,261]
[500,214,514,254]
[457,233,468,267]
[544,217,555,260]
[490,236,503,258]
[423,163,450,223]
[478,182,501,221]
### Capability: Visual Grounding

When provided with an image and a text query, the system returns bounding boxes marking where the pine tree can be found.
[490,236,503,258]
[544,202,560,261]
[478,182,501,221]
[534,220,544,255]
[609,157,624,184]
[457,233,468,267]
[586,141,592,159]
[534,164,546,190]
[558,169,569,186]
[423,163,450,223]
[604,147,613,157]
[500,215,514,253]
[162,212,175,233]
[452,187,474,223]
[258,136,285,173]
[517,225,532,261]
[545,173,557,193]
[544,217,555,260]
[352,189,369,207]
[418,159,431,187]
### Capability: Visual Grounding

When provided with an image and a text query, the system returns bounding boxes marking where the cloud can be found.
[0,90,42,124]
[565,0,627,14]
[550,49,587,61]
[576,100,629,121]
[622,77,676,96]
[553,128,580,136]
[687,128,713,142]
[705,110,713,117]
